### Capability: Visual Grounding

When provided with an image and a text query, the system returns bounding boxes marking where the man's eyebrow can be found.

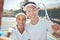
[24,17,26,19]
[31,8,37,10]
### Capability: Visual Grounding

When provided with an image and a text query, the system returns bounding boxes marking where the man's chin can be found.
[31,17,36,20]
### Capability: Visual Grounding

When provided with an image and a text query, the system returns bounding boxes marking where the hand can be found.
[52,23,60,37]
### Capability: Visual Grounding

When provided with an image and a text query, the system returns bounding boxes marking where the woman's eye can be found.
[18,18,20,20]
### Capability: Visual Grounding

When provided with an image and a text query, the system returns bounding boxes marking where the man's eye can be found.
[27,11,30,12]
[34,8,37,10]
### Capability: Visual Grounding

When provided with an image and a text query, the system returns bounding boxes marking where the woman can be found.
[9,13,30,40]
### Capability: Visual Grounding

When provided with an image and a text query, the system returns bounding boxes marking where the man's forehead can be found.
[26,5,36,10]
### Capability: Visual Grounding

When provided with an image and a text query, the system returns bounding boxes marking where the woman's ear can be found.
[16,19,17,23]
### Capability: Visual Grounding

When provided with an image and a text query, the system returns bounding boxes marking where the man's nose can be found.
[19,20,23,23]
[30,11,34,15]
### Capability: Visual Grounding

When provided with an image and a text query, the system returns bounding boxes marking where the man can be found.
[23,2,60,40]
[9,13,30,40]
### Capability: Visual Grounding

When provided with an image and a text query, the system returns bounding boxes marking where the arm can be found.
[46,20,60,38]
[46,20,54,34]
[7,26,15,37]
[0,37,11,40]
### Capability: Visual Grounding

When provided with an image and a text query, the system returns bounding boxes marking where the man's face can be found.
[16,15,26,26]
[25,5,39,20]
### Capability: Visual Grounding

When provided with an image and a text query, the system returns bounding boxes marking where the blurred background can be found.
[1,0,60,30]
[0,0,60,40]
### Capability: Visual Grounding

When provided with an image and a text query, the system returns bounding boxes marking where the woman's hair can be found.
[15,13,27,18]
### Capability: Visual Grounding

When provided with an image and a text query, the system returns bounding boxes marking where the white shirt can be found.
[9,26,30,40]
[25,18,54,40]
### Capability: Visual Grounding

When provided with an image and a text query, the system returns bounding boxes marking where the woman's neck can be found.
[17,25,24,34]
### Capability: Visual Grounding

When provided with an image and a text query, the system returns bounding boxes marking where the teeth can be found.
[32,16,34,17]
[20,24,22,26]
[31,16,34,18]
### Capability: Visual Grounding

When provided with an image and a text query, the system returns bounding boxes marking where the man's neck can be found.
[31,17,39,25]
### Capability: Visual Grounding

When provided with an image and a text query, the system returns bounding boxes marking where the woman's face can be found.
[26,5,39,20]
[16,15,26,27]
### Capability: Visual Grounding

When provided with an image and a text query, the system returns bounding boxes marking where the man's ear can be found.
[38,9,40,13]
[26,13,29,19]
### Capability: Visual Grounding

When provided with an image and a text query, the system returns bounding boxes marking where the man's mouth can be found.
[31,15,35,18]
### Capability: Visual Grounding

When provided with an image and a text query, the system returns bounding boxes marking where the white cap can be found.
[15,13,27,18]
[23,4,37,11]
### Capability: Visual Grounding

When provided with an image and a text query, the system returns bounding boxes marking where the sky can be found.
[4,0,60,10]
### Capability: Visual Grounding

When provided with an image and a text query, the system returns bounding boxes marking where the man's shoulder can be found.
[39,19,47,23]
[39,18,52,23]
[26,21,31,25]
[25,21,32,31]
[39,19,53,27]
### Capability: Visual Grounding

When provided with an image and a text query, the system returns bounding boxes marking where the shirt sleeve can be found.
[9,32,16,40]
[46,20,54,34]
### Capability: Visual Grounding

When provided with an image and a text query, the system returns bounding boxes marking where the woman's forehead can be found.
[17,15,26,19]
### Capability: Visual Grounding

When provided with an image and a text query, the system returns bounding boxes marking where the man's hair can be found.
[23,2,36,7]
[23,2,37,11]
